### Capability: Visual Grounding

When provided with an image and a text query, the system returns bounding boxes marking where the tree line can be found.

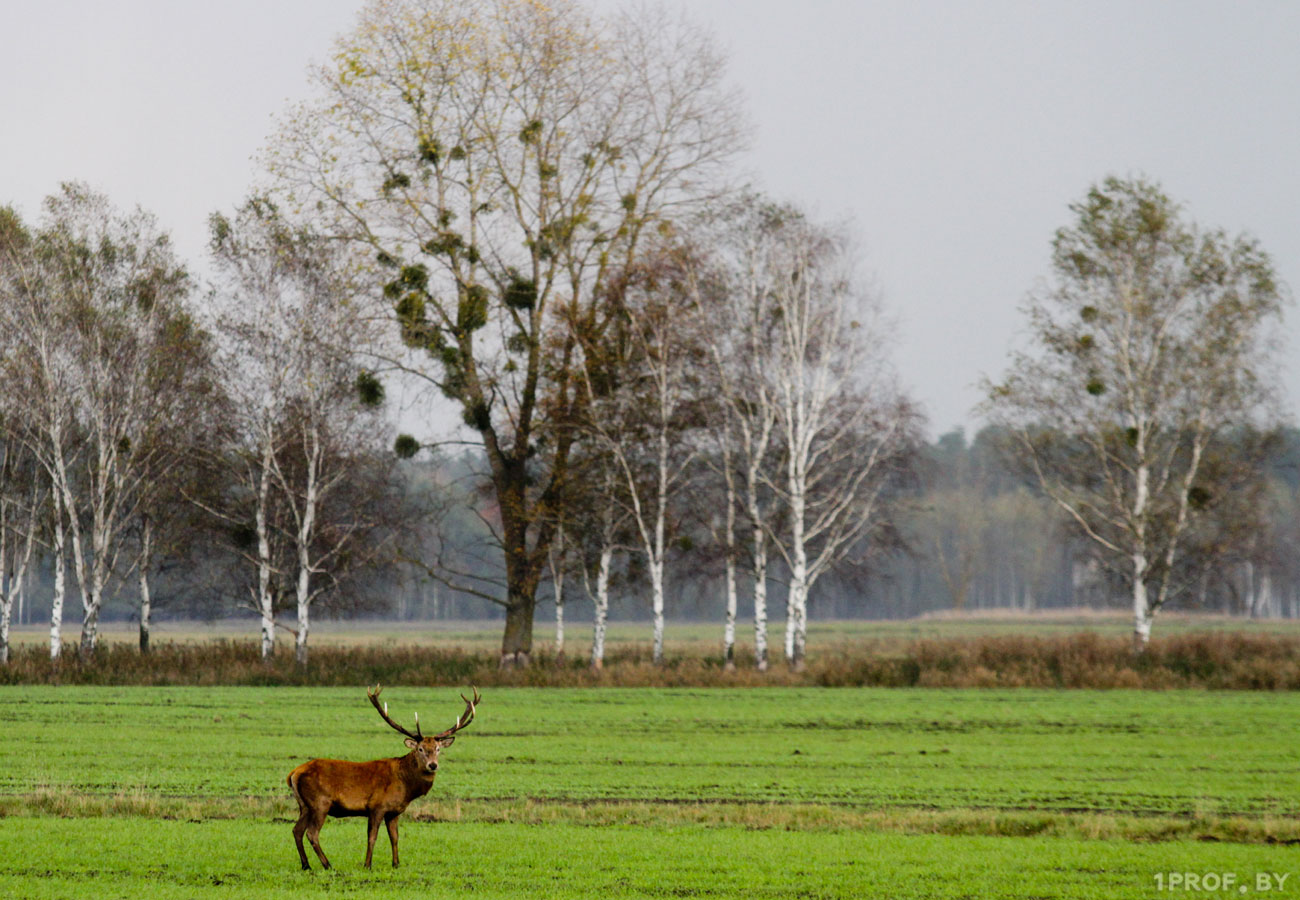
[0,1,1289,668]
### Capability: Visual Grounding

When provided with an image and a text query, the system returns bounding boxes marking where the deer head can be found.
[367,685,479,775]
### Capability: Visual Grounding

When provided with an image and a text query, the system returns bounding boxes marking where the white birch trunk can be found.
[256,441,275,660]
[745,467,770,671]
[793,585,808,666]
[751,530,769,672]
[295,594,311,666]
[138,516,152,655]
[52,448,99,657]
[783,586,796,662]
[723,553,736,671]
[294,432,320,667]
[649,400,671,666]
[590,544,611,670]
[0,476,36,663]
[1131,459,1152,653]
[650,556,665,665]
[295,534,314,667]
[1,494,41,658]
[555,596,564,660]
[721,442,737,670]
[81,570,104,655]
[0,506,7,665]
[50,499,66,660]
[786,441,809,670]
[49,411,115,658]
[550,528,566,662]
[615,409,672,667]
[1132,568,1152,650]
[82,514,110,655]
[554,566,565,662]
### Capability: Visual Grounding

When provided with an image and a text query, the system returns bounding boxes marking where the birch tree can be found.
[546,524,568,664]
[584,475,619,671]
[985,176,1286,650]
[0,186,199,655]
[698,410,741,670]
[0,428,44,665]
[571,251,704,664]
[129,292,217,654]
[266,0,744,667]
[691,199,917,669]
[209,199,391,664]
[0,212,46,663]
[568,453,627,671]
[1,205,77,659]
[691,203,783,671]
[759,207,918,669]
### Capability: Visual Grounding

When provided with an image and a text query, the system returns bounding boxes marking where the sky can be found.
[3,0,1298,438]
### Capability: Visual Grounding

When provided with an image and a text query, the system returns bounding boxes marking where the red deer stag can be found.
[287,685,479,870]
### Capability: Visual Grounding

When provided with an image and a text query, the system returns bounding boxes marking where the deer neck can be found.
[399,751,436,794]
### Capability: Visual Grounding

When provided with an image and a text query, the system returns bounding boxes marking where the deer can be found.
[287,685,479,870]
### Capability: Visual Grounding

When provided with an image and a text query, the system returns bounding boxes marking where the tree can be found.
[578,459,624,670]
[0,186,202,656]
[714,202,919,669]
[0,213,48,665]
[126,287,218,655]
[1,204,79,659]
[571,247,706,664]
[919,487,988,611]
[209,199,395,664]
[0,424,44,666]
[545,523,569,665]
[266,0,744,667]
[692,404,743,670]
[689,197,784,671]
[986,176,1287,650]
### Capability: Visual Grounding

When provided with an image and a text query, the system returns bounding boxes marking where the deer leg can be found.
[306,812,331,870]
[364,813,382,868]
[293,813,312,870]
[385,813,400,867]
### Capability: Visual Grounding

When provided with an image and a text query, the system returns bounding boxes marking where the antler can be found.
[367,685,422,742]
[434,686,480,740]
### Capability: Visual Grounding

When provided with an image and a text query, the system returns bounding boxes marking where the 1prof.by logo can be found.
[1154,872,1291,893]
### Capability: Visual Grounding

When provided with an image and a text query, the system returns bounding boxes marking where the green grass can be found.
[3,819,1299,899]
[3,686,1300,898]
[2,687,1298,815]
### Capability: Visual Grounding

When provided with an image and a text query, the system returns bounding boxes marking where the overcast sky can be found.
[3,0,1298,438]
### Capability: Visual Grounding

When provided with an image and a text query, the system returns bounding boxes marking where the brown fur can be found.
[287,737,451,870]
[286,685,477,871]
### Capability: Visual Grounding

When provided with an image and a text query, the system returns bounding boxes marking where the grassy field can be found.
[2,818,1296,900]
[12,610,1300,654]
[2,686,1299,898]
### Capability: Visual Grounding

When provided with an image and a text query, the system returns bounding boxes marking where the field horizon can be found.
[11,608,1299,649]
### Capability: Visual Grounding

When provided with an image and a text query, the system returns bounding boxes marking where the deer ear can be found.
[437,735,456,749]
[404,738,418,750]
